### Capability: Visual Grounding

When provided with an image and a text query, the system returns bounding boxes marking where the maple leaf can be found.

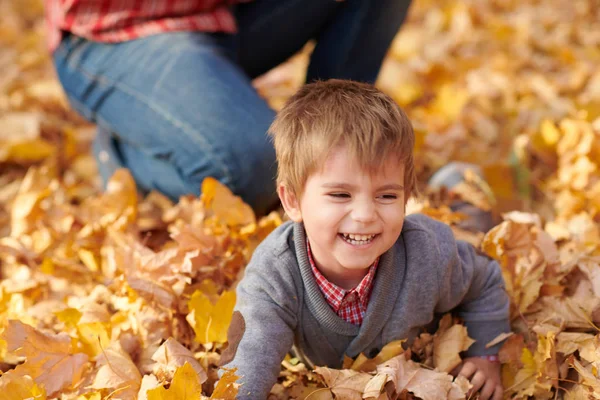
[0,320,89,396]
[432,315,475,373]
[375,354,469,400]
[556,332,599,364]
[146,362,203,400]
[201,178,255,227]
[186,289,236,344]
[314,367,372,400]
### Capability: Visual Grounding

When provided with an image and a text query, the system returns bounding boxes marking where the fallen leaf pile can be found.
[2,0,600,398]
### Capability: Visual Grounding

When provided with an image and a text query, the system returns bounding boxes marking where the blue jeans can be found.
[53,0,412,216]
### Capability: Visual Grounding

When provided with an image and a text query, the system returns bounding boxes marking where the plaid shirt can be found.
[307,239,378,326]
[44,0,250,52]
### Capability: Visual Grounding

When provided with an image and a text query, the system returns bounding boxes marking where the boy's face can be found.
[279,145,406,288]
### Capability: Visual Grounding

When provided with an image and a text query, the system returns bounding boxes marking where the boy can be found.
[220,80,510,400]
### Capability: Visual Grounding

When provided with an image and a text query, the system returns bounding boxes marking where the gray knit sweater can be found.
[221,214,510,399]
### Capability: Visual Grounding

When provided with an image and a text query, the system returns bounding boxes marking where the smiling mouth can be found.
[339,233,378,245]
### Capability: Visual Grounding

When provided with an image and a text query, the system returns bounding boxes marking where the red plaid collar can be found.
[306,238,378,312]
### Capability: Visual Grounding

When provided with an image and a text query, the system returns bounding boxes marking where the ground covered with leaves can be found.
[1,0,600,398]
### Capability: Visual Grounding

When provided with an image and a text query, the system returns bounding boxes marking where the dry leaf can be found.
[433,322,475,372]
[314,367,373,400]
[90,343,142,400]
[146,362,203,400]
[151,338,207,383]
[1,320,88,396]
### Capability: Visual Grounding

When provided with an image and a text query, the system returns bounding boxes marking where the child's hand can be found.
[454,357,503,400]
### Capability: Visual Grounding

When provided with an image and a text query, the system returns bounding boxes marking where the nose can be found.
[351,198,377,223]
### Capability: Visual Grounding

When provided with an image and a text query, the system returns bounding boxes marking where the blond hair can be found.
[269,79,417,200]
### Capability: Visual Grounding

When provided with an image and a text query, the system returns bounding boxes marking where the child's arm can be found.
[219,252,298,400]
[422,216,509,400]
[432,224,511,356]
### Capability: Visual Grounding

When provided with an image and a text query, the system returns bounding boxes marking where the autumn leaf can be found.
[137,375,161,400]
[375,354,469,400]
[0,371,47,400]
[90,342,142,400]
[210,368,240,399]
[348,340,406,372]
[151,337,207,383]
[186,289,236,344]
[201,178,255,227]
[146,362,203,400]
[4,0,600,399]
[55,304,111,358]
[314,367,372,400]
[433,315,475,373]
[0,320,89,396]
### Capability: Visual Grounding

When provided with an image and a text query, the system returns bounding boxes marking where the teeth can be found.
[341,233,376,244]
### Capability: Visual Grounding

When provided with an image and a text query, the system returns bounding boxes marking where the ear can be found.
[277,184,303,222]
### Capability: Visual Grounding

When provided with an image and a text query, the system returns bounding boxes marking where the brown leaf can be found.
[314,367,373,400]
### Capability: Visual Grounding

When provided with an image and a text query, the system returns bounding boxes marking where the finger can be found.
[468,371,486,397]
[458,361,477,379]
[479,380,496,400]
[492,384,504,400]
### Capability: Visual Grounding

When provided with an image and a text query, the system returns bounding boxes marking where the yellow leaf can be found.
[429,84,469,122]
[55,307,83,327]
[349,340,406,372]
[187,290,236,344]
[147,362,203,400]
[151,338,207,383]
[75,393,102,400]
[1,139,56,162]
[1,320,88,396]
[56,306,111,358]
[78,249,99,272]
[210,368,240,399]
[201,178,256,227]
[433,324,475,373]
[0,371,47,400]
[77,322,111,358]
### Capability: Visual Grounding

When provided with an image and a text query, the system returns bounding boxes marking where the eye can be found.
[378,194,398,201]
[328,192,350,198]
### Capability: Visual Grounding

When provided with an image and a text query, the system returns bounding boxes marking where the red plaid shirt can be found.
[307,239,378,325]
[44,0,250,52]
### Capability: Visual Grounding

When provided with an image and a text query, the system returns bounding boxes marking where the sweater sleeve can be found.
[424,217,511,356]
[219,248,298,399]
